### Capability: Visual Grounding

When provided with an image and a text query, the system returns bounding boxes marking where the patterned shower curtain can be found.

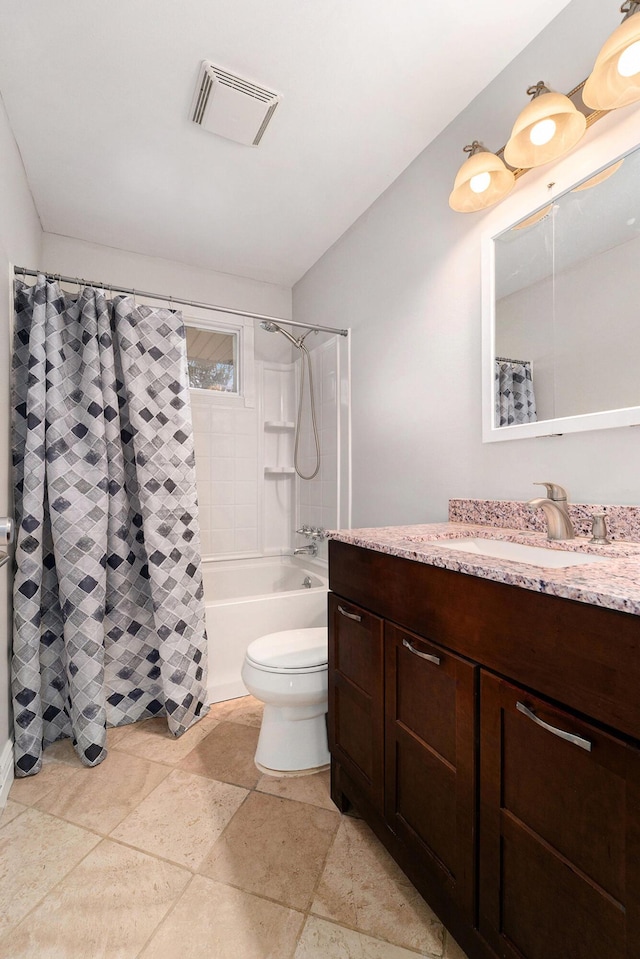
[495,358,537,427]
[11,275,209,776]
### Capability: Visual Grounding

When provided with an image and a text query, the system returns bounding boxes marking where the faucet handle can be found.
[533,482,568,502]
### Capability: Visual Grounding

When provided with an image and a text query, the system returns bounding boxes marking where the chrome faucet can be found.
[293,543,318,557]
[527,482,575,540]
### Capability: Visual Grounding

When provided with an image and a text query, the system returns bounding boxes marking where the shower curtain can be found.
[11,275,209,776]
[495,358,537,427]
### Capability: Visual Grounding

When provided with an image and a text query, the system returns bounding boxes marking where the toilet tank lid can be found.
[246,628,328,669]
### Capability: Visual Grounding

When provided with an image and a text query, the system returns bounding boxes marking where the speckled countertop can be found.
[328,521,640,617]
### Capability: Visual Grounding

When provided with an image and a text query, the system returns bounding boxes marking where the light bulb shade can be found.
[583,12,640,109]
[448,150,515,212]
[504,91,587,168]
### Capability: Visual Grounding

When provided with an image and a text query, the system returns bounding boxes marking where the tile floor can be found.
[0,696,469,959]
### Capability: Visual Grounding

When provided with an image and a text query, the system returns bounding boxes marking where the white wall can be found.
[40,232,291,322]
[0,94,42,802]
[293,0,640,528]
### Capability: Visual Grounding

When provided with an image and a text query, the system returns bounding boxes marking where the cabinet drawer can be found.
[328,593,385,812]
[480,672,640,959]
[329,540,640,740]
[385,623,478,922]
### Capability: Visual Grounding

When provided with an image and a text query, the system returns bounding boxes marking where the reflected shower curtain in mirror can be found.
[12,275,208,776]
[495,358,537,427]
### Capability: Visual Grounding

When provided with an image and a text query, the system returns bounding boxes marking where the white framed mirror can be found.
[481,108,640,443]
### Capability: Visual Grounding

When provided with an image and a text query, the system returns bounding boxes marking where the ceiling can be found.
[0,0,572,287]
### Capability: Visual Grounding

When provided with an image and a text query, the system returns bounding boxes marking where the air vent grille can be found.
[192,72,213,125]
[190,61,280,146]
[210,66,276,104]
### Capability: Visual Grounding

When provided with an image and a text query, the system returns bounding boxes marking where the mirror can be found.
[482,124,640,442]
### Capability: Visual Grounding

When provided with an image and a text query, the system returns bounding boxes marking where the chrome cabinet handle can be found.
[337,605,362,622]
[516,701,592,752]
[402,637,440,666]
[0,555,9,569]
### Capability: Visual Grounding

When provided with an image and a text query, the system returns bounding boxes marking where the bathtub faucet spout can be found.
[293,543,318,557]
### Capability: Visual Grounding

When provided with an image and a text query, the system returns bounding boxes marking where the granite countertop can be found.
[328,522,640,616]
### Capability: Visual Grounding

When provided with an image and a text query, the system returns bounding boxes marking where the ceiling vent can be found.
[190,61,280,147]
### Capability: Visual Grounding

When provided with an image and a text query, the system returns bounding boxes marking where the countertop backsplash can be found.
[449,498,640,543]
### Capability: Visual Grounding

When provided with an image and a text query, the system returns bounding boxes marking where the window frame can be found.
[183,308,256,408]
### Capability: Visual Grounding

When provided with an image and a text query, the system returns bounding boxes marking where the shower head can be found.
[259,320,300,347]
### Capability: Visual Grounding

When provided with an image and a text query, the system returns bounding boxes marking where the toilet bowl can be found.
[241,627,329,774]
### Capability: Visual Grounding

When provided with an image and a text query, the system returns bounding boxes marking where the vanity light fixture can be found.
[448,141,515,213]
[511,203,555,230]
[504,82,587,169]
[572,157,624,191]
[584,1,640,109]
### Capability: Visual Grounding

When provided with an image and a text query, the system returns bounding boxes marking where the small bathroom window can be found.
[185,325,238,393]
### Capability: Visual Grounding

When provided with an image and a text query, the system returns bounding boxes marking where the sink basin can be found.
[417,537,610,569]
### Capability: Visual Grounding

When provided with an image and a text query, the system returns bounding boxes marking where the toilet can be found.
[241,627,329,774]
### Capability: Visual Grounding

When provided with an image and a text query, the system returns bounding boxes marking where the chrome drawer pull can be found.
[516,702,592,752]
[402,638,440,666]
[337,605,362,622]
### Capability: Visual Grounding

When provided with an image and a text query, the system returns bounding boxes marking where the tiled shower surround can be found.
[191,399,259,557]
[191,335,343,560]
[298,339,340,550]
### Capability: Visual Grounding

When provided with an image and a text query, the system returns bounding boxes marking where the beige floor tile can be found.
[9,761,82,807]
[110,712,219,765]
[179,721,261,788]
[295,915,435,958]
[0,838,190,959]
[207,694,264,727]
[34,749,170,833]
[311,818,444,956]
[0,799,26,828]
[444,933,470,959]
[111,768,248,869]
[0,807,99,938]
[41,738,84,766]
[200,791,340,911]
[40,729,127,765]
[140,875,304,959]
[256,769,336,811]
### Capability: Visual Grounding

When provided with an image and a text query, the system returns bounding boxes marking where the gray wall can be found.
[293,0,639,528]
[0,93,42,796]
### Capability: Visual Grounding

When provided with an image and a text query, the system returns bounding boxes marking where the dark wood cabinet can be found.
[385,623,477,922]
[479,672,640,959]
[328,592,385,813]
[328,539,640,959]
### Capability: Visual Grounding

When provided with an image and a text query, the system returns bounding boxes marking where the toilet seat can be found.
[245,627,327,674]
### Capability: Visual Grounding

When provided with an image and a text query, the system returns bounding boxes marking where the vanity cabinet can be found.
[385,623,477,922]
[328,539,640,959]
[480,672,640,959]
[327,592,384,814]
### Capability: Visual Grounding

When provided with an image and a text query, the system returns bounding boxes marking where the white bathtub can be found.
[202,556,328,703]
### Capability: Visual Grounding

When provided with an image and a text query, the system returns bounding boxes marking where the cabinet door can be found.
[480,671,640,959]
[385,623,478,921]
[328,593,384,812]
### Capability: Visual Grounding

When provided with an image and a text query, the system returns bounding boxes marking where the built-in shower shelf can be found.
[264,466,296,474]
[264,420,295,430]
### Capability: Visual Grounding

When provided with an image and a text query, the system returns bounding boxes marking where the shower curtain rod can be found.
[13,266,349,338]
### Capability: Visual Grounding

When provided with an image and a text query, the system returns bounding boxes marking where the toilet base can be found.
[255,703,330,773]
[255,760,330,778]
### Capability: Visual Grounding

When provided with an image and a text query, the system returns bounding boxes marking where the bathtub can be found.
[201,556,328,703]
